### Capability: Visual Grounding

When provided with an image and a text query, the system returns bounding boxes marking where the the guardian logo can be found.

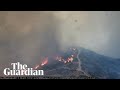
[3,62,44,76]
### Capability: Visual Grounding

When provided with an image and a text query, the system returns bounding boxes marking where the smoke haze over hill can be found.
[0,12,60,66]
[54,11,120,58]
[0,11,120,68]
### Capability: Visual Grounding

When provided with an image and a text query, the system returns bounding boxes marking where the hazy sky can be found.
[0,11,120,67]
[0,11,60,66]
[54,11,120,58]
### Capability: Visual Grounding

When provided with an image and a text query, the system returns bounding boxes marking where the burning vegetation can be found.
[33,48,78,70]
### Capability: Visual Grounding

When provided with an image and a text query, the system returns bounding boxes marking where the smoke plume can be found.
[0,11,60,66]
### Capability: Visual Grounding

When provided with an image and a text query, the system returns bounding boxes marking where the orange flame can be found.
[41,57,48,66]
[34,65,40,69]
[33,48,77,69]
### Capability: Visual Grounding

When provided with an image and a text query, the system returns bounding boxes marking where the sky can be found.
[0,11,60,66]
[54,11,120,58]
[0,11,120,67]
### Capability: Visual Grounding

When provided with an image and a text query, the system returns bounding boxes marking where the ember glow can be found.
[41,57,48,66]
[58,48,77,63]
[0,48,78,76]
[1,48,78,76]
[33,48,78,70]
[67,57,73,62]
[34,65,40,69]
[33,57,48,70]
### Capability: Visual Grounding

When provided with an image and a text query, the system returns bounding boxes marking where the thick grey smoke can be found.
[0,11,120,70]
[0,11,60,67]
[54,11,120,58]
